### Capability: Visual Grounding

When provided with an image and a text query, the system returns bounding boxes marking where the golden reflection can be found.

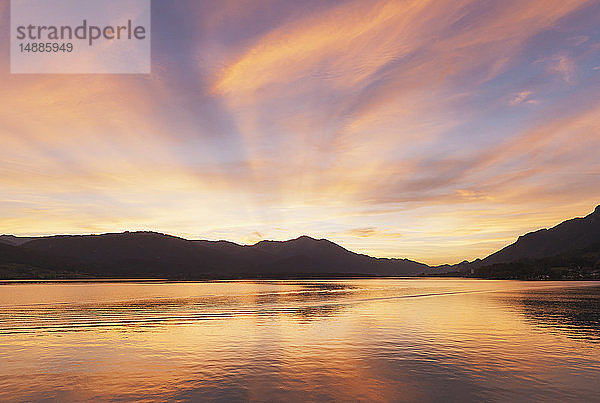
[1,280,599,400]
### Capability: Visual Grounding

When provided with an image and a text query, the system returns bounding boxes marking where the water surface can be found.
[0,279,599,401]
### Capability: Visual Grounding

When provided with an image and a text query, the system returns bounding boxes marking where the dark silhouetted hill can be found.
[481,205,600,265]
[428,205,600,279]
[0,235,36,246]
[249,236,428,276]
[0,232,430,279]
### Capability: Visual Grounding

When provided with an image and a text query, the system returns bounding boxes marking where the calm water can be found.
[0,279,599,402]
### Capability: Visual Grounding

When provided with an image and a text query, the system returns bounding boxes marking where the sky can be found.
[1,0,600,265]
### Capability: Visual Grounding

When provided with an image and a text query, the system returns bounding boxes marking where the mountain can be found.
[18,232,240,278]
[481,205,600,265]
[430,205,600,280]
[0,232,430,279]
[0,235,36,246]
[8,205,598,281]
[249,236,428,276]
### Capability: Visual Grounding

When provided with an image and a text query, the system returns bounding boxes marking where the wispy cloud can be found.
[547,54,578,83]
[346,227,403,239]
[510,91,537,105]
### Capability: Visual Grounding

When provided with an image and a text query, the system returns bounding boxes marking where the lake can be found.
[0,279,599,402]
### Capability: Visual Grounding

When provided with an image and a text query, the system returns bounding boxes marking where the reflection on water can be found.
[505,288,600,342]
[0,279,599,401]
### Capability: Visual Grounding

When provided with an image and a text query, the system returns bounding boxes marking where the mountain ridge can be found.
[430,205,600,279]
[0,232,430,279]
[3,204,599,280]
[480,205,600,266]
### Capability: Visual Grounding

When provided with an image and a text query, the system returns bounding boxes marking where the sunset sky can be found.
[1,0,600,265]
